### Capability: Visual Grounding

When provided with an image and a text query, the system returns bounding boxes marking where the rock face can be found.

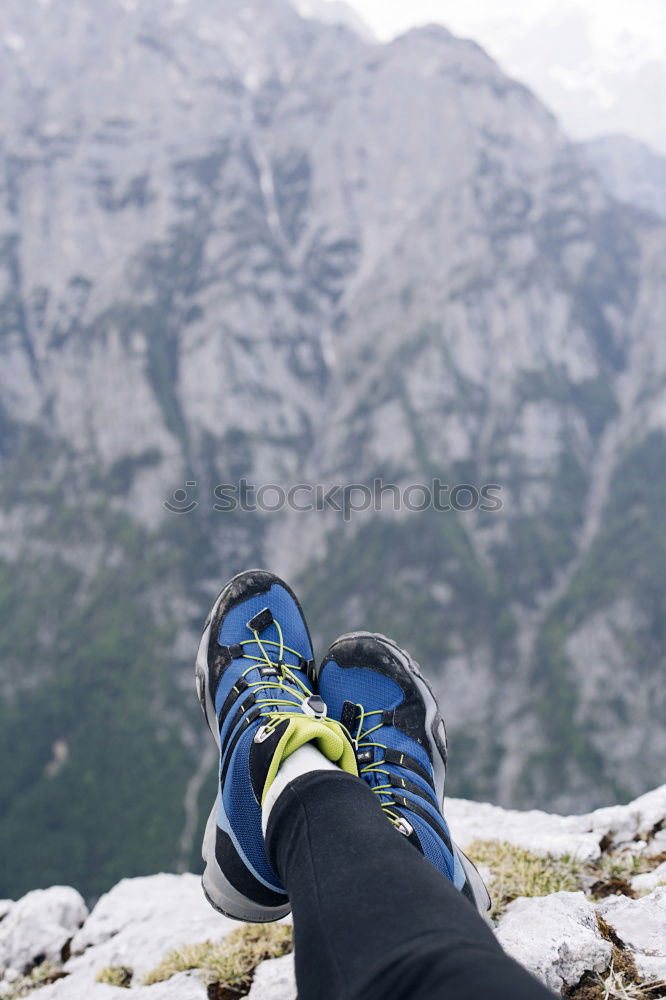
[1,787,665,1000]
[1,0,666,898]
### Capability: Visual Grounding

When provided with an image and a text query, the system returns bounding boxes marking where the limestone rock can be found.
[36,970,207,1000]
[496,891,612,992]
[598,886,666,982]
[68,874,235,980]
[0,887,87,976]
[446,784,666,861]
[632,861,666,894]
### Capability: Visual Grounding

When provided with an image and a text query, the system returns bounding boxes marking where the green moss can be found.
[143,923,293,992]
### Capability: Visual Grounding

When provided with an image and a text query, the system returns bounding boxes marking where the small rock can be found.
[634,955,666,983]
[246,954,297,1000]
[496,891,612,992]
[0,887,87,975]
[598,886,666,981]
[632,861,666,894]
[634,955,666,984]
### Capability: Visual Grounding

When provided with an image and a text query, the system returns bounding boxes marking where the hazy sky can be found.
[341,0,665,49]
[336,0,666,151]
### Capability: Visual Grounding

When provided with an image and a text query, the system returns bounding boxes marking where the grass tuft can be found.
[566,962,666,999]
[466,840,584,919]
[590,852,654,900]
[95,965,133,988]
[0,962,67,999]
[560,911,664,998]
[467,840,666,919]
[143,922,293,994]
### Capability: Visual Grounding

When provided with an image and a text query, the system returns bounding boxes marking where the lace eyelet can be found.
[394,816,414,837]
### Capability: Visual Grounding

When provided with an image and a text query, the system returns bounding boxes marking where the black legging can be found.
[266,770,555,1000]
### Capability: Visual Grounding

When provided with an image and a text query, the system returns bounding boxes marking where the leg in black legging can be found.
[266,770,555,1000]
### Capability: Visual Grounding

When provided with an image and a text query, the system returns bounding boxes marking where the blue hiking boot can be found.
[317,631,491,917]
[195,569,357,923]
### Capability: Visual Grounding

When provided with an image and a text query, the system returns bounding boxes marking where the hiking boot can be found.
[195,569,356,922]
[317,631,491,917]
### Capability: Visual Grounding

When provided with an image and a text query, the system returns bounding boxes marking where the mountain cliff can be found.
[1,0,665,898]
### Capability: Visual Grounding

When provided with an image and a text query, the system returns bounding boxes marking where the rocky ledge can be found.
[1,786,665,1000]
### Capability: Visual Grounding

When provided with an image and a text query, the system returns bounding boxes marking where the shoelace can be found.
[232,619,318,742]
[350,704,414,837]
